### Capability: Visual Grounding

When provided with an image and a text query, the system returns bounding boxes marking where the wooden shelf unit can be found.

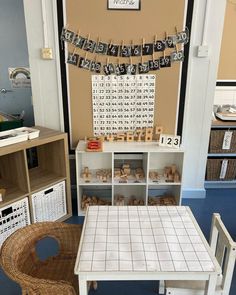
[0,126,72,221]
[76,141,184,216]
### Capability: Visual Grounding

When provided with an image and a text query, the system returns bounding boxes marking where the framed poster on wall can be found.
[107,0,141,10]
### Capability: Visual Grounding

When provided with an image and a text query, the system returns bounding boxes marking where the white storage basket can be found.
[31,181,67,222]
[0,197,31,247]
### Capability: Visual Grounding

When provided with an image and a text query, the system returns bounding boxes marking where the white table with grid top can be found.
[74,206,221,295]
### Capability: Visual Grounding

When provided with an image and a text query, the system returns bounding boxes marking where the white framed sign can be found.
[108,0,141,10]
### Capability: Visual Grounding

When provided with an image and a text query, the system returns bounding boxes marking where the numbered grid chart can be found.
[92,75,156,135]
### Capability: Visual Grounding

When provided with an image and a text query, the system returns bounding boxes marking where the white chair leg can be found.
[159,280,165,294]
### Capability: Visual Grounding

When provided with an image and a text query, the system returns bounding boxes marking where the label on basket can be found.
[222,131,233,150]
[220,159,228,179]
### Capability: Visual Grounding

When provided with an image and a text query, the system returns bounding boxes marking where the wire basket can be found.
[31,181,67,222]
[206,158,236,181]
[0,197,31,247]
[209,130,236,153]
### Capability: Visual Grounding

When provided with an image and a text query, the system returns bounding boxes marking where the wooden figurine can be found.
[81,167,92,183]
[164,165,181,183]
[149,171,158,181]
[135,167,145,181]
[174,171,180,182]
[115,194,125,206]
[128,197,144,206]
[122,164,131,175]
[96,169,111,183]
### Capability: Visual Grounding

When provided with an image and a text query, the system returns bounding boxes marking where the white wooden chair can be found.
[159,213,236,295]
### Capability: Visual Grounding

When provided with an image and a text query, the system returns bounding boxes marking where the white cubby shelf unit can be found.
[76,141,185,216]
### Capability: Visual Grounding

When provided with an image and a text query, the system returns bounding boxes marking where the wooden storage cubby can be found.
[28,140,67,192]
[0,150,29,205]
[0,126,72,221]
[76,141,184,216]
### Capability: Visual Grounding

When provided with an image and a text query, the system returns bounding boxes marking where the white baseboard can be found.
[182,188,206,199]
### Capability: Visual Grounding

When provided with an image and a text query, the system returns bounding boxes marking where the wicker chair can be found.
[0,222,83,295]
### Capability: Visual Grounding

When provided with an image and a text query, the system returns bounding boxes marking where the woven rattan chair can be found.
[0,222,83,295]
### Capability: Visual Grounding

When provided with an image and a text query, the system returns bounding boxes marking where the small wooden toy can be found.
[122,164,131,175]
[86,139,103,152]
[149,171,158,181]
[148,195,176,206]
[81,167,92,183]
[115,194,125,206]
[164,165,181,183]
[0,188,6,202]
[96,169,112,183]
[135,167,145,180]
[81,194,111,210]
[128,196,144,206]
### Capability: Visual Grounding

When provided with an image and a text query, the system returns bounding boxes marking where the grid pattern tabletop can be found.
[77,206,216,273]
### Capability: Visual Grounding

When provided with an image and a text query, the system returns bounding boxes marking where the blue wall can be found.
[0,0,34,126]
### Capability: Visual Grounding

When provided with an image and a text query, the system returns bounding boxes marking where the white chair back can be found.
[209,213,236,295]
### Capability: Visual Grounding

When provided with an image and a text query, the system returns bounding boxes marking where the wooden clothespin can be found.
[175,26,178,35]
[154,34,157,44]
[72,46,77,55]
[121,40,124,50]
[165,31,168,40]
[175,43,179,53]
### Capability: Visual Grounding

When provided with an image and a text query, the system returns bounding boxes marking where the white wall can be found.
[23,0,64,131]
[23,0,227,198]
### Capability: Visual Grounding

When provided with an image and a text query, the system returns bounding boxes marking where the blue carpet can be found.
[1,188,236,294]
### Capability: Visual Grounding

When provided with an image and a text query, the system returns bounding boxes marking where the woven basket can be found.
[209,130,236,153]
[206,158,236,181]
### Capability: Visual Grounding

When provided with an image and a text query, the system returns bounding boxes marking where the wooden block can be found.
[145,127,153,142]
[154,126,163,134]
[106,134,114,142]
[126,132,134,142]
[116,133,125,142]
[135,129,144,141]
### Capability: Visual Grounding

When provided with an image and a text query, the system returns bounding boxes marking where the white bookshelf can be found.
[76,141,185,216]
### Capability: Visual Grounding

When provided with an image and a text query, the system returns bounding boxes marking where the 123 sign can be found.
[108,0,140,10]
